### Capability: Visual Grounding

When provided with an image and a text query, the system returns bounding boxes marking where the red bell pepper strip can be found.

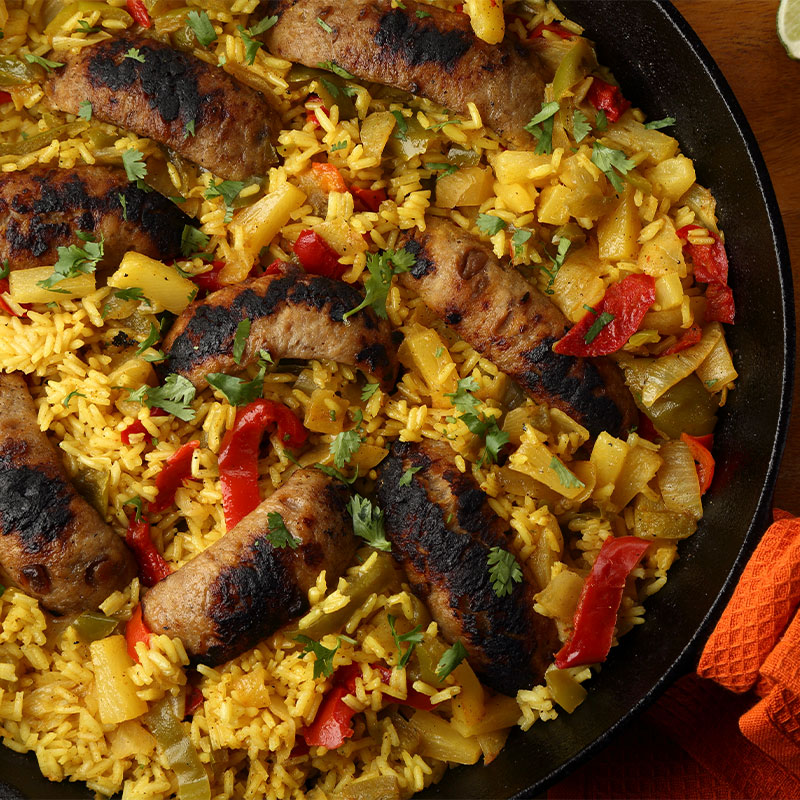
[293,230,345,279]
[660,323,702,356]
[265,259,286,276]
[351,186,387,213]
[121,408,166,445]
[185,683,204,717]
[312,163,348,194]
[126,604,152,662]
[529,22,573,39]
[554,273,656,357]
[705,282,735,324]
[303,685,355,749]
[586,77,631,123]
[126,0,152,28]
[149,440,199,513]
[0,91,11,104]
[351,663,436,711]
[305,95,329,128]
[681,432,715,494]
[218,400,308,530]
[190,261,227,294]
[555,536,650,669]
[125,516,172,587]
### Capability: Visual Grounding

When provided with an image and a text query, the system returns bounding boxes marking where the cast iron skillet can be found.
[0,1,793,798]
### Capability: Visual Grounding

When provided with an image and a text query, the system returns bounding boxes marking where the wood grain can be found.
[673,0,800,512]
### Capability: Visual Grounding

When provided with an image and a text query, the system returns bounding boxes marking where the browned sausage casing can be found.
[46,34,279,181]
[0,165,191,271]
[262,0,545,149]
[143,469,355,664]
[399,218,637,438]
[0,373,136,614]
[162,265,400,391]
[376,440,559,695]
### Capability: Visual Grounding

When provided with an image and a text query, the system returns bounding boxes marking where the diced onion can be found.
[696,334,738,393]
[657,440,703,520]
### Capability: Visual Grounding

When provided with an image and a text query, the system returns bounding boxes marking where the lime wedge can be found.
[778,0,800,59]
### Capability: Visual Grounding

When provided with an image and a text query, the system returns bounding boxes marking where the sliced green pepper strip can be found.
[552,38,594,101]
[387,115,434,159]
[640,374,717,439]
[143,696,210,800]
[0,56,45,87]
[74,611,118,641]
[286,64,326,86]
[44,2,132,36]
[0,122,88,157]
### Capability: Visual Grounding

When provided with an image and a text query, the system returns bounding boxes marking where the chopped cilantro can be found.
[118,193,128,221]
[62,390,85,408]
[572,109,591,142]
[436,640,468,681]
[435,346,444,358]
[128,374,196,421]
[75,19,100,33]
[398,466,422,487]
[361,382,380,402]
[248,14,278,35]
[142,350,166,364]
[584,310,615,343]
[330,429,363,468]
[36,232,103,290]
[205,178,245,222]
[294,635,339,679]
[124,47,145,62]
[487,547,523,598]
[237,25,262,64]
[186,10,217,46]
[135,322,160,356]
[317,16,333,33]
[347,494,392,552]
[122,149,147,183]
[315,463,359,484]
[388,614,424,668]
[524,101,559,155]
[591,142,635,193]
[391,109,408,140]
[0,259,9,279]
[180,225,210,258]
[318,60,356,80]
[549,456,585,489]
[23,53,64,71]
[445,378,509,464]
[78,100,92,121]
[538,236,571,294]
[342,247,416,321]
[266,512,298,549]
[595,109,608,131]
[416,9,432,18]
[184,119,195,138]
[425,161,458,178]
[476,213,507,237]
[232,319,250,365]
[206,368,265,407]
[331,140,348,151]
[644,116,676,130]
[511,228,532,259]
[123,495,144,522]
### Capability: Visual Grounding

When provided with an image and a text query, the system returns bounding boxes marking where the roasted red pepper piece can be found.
[529,22,573,38]
[586,77,631,123]
[555,536,650,669]
[125,604,152,662]
[149,440,199,513]
[121,408,166,445]
[312,162,348,194]
[264,259,286,276]
[554,273,656,357]
[0,92,11,104]
[305,95,329,128]
[293,230,345,279]
[705,282,735,324]
[303,685,355,749]
[660,323,702,356]
[190,261,227,294]
[218,400,308,530]
[126,0,152,28]
[681,432,715,493]
[185,684,204,717]
[351,185,388,213]
[125,516,172,587]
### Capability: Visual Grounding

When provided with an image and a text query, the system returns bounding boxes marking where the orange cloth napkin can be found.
[549,510,800,799]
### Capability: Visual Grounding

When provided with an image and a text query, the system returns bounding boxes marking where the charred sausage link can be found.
[46,34,279,181]
[261,0,546,148]
[162,265,400,391]
[142,469,356,664]
[0,165,191,271]
[376,440,559,695]
[399,218,637,438]
[0,373,136,614]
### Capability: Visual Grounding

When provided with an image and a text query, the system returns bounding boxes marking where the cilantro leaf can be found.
[232,319,250,364]
[206,368,264,406]
[237,25,262,65]
[318,60,356,79]
[186,10,217,46]
[538,236,571,294]
[75,19,100,33]
[265,511,298,549]
[36,232,103,290]
[317,16,333,33]
[23,53,64,71]
[123,495,144,522]
[347,494,391,552]
[398,466,421,487]
[62,390,85,408]
[444,377,508,463]
[294,635,339,679]
[205,178,245,222]
[476,214,507,237]
[0,259,8,279]
[595,110,608,131]
[391,110,408,140]
[330,429,363,468]
[591,142,635,193]
[436,640,468,681]
[425,161,458,178]
[180,225,210,258]
[124,47,145,62]
[644,116,676,130]
[548,456,585,489]
[388,614,424,668]
[572,109,591,143]
[342,247,416,321]
[142,349,166,363]
[331,140,347,151]
[314,463,359,484]
[361,382,380,402]
[445,377,481,415]
[416,9,432,18]
[135,321,160,356]
[511,228,532,259]
[184,119,195,138]
[524,101,559,155]
[78,100,93,121]
[487,547,523,598]
[248,15,278,35]
[122,149,147,182]
[584,310,615,344]
[129,374,196,421]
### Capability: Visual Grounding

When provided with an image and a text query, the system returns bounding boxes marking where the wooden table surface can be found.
[671,0,800,512]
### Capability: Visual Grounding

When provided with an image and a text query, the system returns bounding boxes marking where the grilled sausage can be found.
[376,440,558,695]
[0,373,136,615]
[0,165,191,271]
[143,469,355,664]
[399,218,637,438]
[46,34,279,181]
[261,0,546,148]
[162,264,400,391]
